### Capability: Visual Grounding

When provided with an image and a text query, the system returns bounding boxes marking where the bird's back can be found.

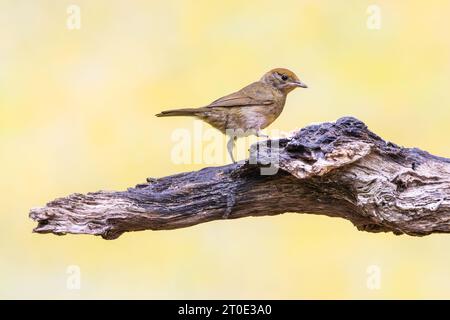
[198,81,286,134]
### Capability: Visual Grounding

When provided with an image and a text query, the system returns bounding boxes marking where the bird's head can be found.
[261,68,307,94]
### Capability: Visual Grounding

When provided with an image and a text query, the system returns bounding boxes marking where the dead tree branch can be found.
[29,117,450,239]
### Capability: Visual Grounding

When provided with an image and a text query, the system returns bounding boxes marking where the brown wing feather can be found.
[207,82,274,108]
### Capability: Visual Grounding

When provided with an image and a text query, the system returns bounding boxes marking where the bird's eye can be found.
[281,75,288,81]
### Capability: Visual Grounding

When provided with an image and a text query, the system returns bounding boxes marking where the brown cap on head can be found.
[265,68,300,81]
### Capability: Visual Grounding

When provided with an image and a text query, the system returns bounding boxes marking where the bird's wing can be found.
[207,82,275,108]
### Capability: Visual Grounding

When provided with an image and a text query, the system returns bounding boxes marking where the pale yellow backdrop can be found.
[1,0,450,299]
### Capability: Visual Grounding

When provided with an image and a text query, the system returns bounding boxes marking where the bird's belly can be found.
[238,105,283,130]
[201,104,284,136]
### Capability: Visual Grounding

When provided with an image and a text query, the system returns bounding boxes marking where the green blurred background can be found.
[1,0,450,299]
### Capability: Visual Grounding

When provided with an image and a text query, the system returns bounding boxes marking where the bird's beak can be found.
[293,80,308,88]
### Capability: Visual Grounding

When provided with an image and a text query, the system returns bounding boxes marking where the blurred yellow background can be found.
[1,0,450,299]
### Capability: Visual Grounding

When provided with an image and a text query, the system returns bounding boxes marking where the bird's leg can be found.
[227,136,237,163]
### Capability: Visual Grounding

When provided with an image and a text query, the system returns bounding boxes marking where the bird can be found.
[156,68,307,163]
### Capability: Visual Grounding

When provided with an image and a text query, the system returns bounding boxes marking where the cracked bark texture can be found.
[29,117,450,239]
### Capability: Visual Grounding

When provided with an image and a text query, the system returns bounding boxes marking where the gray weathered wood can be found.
[29,117,450,239]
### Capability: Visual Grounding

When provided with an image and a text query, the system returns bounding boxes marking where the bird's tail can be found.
[155,108,201,117]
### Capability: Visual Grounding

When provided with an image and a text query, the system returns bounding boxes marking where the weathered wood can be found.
[29,117,450,239]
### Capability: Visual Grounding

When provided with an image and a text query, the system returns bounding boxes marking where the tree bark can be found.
[29,117,450,240]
